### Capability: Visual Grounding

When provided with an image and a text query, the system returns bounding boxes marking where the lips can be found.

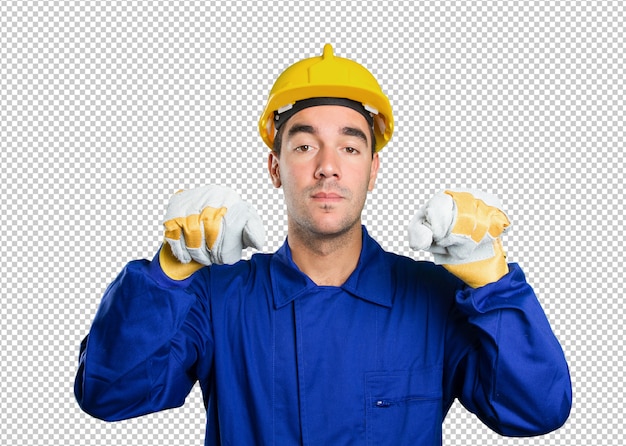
[312,192,343,199]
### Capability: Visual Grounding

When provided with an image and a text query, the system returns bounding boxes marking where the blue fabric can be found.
[75,227,571,445]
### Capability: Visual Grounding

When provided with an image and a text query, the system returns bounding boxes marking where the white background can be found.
[1,1,623,444]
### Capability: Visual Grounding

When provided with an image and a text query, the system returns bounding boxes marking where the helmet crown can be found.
[259,44,393,152]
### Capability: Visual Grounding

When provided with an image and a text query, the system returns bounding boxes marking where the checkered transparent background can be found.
[1,1,623,444]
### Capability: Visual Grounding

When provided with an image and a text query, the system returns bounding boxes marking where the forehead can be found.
[284,105,371,134]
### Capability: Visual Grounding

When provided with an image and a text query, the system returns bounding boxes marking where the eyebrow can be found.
[287,124,316,138]
[341,126,368,144]
[287,124,369,144]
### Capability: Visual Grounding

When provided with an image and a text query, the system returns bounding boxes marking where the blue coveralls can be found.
[75,227,571,445]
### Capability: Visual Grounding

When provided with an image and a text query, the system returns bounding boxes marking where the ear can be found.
[268,151,282,188]
[368,152,380,191]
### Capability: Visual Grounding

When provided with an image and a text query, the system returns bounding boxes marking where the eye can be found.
[344,146,359,154]
[295,145,313,152]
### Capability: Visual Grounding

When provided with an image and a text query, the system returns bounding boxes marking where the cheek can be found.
[279,161,308,187]
[275,165,298,198]
[350,165,377,191]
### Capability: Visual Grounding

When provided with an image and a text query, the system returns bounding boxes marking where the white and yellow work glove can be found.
[408,189,511,288]
[159,185,265,280]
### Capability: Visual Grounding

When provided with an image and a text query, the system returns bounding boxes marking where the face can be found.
[268,105,380,238]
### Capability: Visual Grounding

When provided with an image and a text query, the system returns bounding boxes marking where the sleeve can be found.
[74,250,214,421]
[443,263,572,436]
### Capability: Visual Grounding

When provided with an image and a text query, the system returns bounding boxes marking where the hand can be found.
[407,189,511,288]
[159,185,265,280]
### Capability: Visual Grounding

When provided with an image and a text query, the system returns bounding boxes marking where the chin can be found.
[308,219,360,238]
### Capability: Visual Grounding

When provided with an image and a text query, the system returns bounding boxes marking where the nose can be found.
[314,147,341,180]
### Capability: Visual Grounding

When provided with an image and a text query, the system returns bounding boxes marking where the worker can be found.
[75,44,571,445]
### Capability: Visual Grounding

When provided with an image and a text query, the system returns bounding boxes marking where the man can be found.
[75,44,571,445]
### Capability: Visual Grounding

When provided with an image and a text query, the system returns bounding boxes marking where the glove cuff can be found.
[159,242,204,281]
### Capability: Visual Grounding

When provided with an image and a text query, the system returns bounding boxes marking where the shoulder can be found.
[360,229,461,293]
[380,250,463,298]
[201,252,273,280]
[381,249,449,278]
[188,253,274,296]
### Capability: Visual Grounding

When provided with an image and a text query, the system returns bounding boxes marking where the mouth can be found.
[311,192,344,202]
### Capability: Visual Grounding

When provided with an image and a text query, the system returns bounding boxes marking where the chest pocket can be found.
[365,367,443,445]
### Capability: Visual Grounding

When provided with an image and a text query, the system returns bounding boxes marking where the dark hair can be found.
[272,122,287,155]
[272,119,376,157]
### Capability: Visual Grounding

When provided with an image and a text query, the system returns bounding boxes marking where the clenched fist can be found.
[408,189,511,288]
[159,185,265,280]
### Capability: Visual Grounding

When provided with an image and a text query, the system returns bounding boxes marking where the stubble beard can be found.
[287,181,367,253]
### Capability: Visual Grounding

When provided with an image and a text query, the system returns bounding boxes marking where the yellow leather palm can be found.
[161,205,227,280]
[443,190,510,288]
[163,207,227,252]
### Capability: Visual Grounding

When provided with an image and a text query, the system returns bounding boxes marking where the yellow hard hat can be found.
[258,44,394,152]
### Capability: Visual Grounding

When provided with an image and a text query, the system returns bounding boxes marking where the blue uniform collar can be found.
[270,226,394,309]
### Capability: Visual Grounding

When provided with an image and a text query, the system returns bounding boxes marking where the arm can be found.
[74,251,211,421]
[445,264,572,436]
[75,185,265,420]
[409,190,571,435]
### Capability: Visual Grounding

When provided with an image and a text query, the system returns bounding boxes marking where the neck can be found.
[288,223,363,287]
